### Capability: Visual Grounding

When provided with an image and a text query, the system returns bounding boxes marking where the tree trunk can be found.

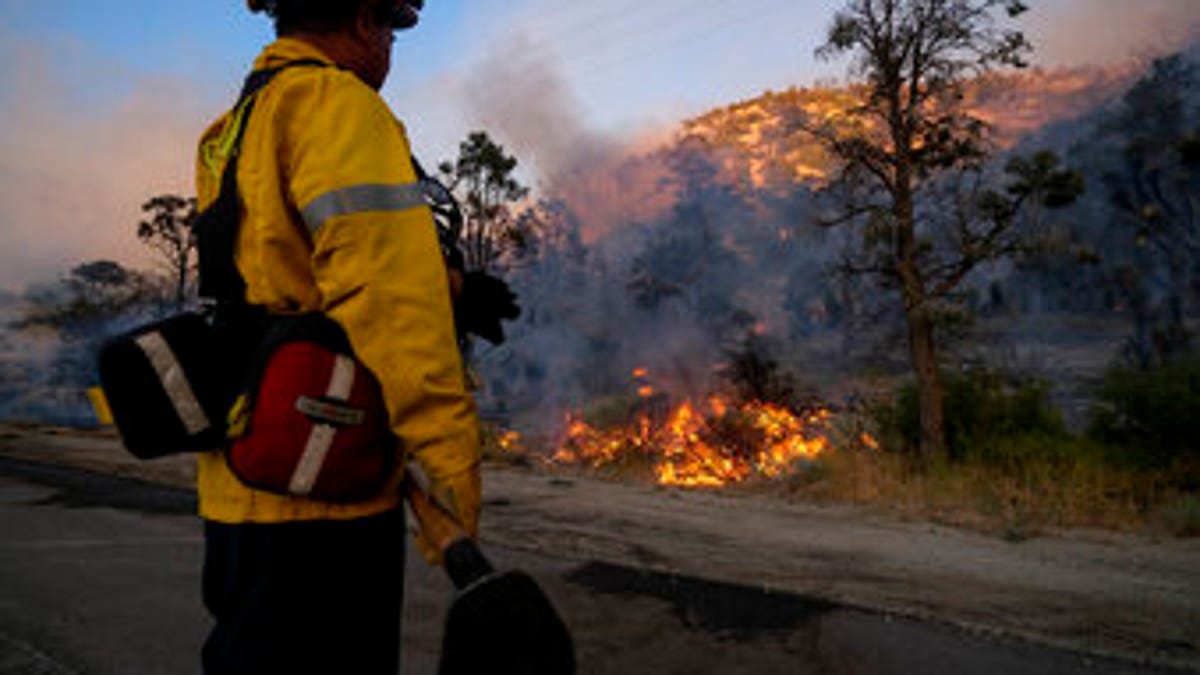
[906,307,947,461]
[893,153,947,461]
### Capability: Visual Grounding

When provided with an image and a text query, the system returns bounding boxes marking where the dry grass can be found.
[794,444,1192,538]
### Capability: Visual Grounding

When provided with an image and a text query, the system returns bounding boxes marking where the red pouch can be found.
[227,316,393,502]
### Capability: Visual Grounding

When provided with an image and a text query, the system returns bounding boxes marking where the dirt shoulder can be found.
[1,423,1197,672]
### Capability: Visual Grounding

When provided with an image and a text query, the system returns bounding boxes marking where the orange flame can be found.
[860,432,879,451]
[496,430,524,452]
[554,396,832,488]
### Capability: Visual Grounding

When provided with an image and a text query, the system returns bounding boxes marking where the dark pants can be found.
[202,510,406,675]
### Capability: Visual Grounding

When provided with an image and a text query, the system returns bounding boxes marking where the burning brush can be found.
[544,368,842,488]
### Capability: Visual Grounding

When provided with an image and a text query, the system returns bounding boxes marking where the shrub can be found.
[798,431,1167,534]
[1088,357,1200,469]
[874,369,1067,461]
[1161,494,1200,537]
[718,333,804,408]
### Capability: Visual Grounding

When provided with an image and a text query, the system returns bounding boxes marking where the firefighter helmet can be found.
[247,0,423,29]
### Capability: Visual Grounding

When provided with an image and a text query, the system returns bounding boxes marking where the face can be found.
[353,3,397,90]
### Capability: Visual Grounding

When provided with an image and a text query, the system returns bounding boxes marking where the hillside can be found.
[676,64,1139,194]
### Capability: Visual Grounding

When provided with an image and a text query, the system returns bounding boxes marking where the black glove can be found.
[456,272,521,345]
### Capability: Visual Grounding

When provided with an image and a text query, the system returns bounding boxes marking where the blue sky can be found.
[0,0,844,151]
[0,0,1197,289]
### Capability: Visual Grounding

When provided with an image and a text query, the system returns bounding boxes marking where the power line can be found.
[510,0,670,57]
[506,0,734,73]
[481,0,801,120]
[569,0,798,83]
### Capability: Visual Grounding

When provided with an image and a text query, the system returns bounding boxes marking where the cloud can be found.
[0,33,212,291]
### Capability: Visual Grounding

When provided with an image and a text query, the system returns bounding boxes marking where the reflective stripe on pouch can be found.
[134,332,211,436]
[301,182,426,234]
[294,396,367,427]
[288,355,357,496]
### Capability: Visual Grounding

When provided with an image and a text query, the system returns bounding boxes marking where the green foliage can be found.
[874,369,1066,461]
[967,431,1107,470]
[1002,151,1085,209]
[1088,358,1200,468]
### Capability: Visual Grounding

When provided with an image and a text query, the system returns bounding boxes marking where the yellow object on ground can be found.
[87,387,114,426]
[193,38,480,526]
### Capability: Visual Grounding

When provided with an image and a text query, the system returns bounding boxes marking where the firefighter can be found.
[196,1,480,673]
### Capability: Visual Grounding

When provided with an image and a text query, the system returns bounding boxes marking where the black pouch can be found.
[98,313,236,459]
[96,60,325,461]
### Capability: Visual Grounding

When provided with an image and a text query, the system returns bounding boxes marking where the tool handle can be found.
[404,479,494,590]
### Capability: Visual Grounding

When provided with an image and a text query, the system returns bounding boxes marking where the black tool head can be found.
[439,569,575,675]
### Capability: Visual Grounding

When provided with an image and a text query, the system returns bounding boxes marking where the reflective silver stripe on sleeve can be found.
[134,332,211,436]
[288,355,357,496]
[301,182,427,234]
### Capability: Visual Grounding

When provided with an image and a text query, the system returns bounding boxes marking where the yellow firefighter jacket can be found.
[193,38,480,524]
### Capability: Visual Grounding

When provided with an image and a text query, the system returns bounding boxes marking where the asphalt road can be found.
[0,457,1184,675]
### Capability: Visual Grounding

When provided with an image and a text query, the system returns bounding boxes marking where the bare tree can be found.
[138,194,198,309]
[810,0,1082,460]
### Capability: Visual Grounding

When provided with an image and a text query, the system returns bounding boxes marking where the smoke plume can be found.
[458,37,679,242]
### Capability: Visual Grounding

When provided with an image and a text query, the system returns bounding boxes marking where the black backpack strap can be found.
[193,58,330,307]
[411,154,466,271]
